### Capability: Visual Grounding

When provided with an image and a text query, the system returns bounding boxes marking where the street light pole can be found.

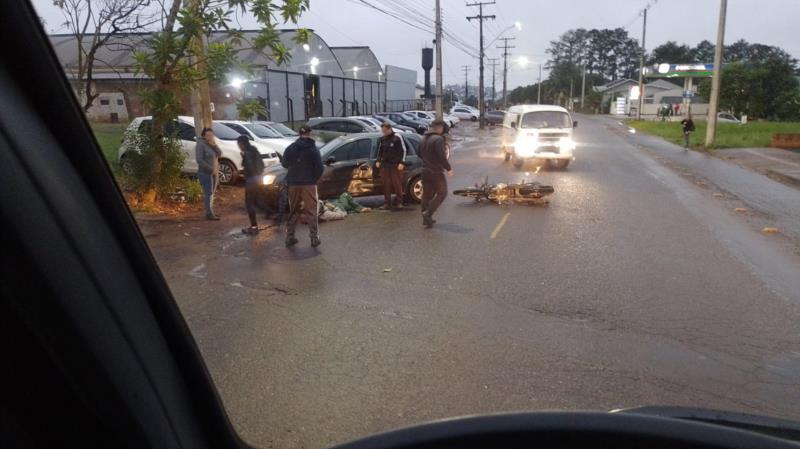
[636,8,647,120]
[537,63,542,104]
[705,0,728,148]
[497,37,515,109]
[434,0,444,120]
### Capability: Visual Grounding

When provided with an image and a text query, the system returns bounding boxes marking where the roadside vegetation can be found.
[627,120,800,149]
[90,122,127,169]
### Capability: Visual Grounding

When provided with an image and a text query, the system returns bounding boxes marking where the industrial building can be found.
[49,30,424,124]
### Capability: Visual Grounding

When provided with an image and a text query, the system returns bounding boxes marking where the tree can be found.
[690,40,715,62]
[237,98,267,120]
[648,41,692,64]
[54,0,158,112]
[130,0,310,201]
[547,27,641,82]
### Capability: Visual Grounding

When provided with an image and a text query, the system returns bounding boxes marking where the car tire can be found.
[470,116,477,122]
[547,159,570,170]
[119,153,134,175]
[218,159,239,185]
[407,176,423,203]
[503,149,511,162]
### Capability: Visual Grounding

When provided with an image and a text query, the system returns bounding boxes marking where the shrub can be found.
[120,127,186,201]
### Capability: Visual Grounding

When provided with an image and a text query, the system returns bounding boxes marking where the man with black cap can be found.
[282,125,324,247]
[419,119,452,228]
[375,122,406,210]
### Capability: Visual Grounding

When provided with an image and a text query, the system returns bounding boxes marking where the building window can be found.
[117,99,124,105]
[99,98,109,105]
[110,113,119,123]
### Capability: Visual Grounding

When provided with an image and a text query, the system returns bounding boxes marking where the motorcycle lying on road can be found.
[453,177,554,205]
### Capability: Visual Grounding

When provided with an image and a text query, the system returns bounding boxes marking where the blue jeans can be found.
[198,172,219,216]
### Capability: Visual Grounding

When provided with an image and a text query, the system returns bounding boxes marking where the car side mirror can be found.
[573,121,578,128]
[325,156,336,165]
[510,122,517,129]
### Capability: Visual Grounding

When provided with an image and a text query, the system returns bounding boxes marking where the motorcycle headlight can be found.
[263,174,276,185]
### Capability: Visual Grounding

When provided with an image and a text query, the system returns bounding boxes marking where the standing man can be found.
[375,122,406,210]
[195,127,221,220]
[680,115,695,149]
[282,125,324,247]
[237,135,265,235]
[419,119,452,228]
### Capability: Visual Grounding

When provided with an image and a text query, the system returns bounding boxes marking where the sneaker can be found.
[310,236,321,248]
[285,236,299,247]
[242,226,259,235]
[206,214,221,221]
[422,212,433,228]
[378,204,391,211]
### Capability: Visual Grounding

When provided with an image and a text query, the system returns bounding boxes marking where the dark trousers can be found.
[421,170,447,216]
[244,176,261,227]
[381,165,404,206]
[198,172,218,217]
[286,185,319,239]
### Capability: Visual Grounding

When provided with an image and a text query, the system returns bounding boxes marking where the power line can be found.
[497,37,515,108]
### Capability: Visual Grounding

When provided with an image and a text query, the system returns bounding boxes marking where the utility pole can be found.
[488,58,499,106]
[434,0,444,120]
[580,65,586,110]
[497,37,515,108]
[537,63,542,104]
[462,65,471,103]
[636,8,647,120]
[467,1,495,129]
[705,0,728,148]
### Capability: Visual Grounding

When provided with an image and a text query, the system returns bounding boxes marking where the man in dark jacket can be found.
[375,122,406,210]
[237,135,265,235]
[282,125,324,247]
[419,119,452,228]
[681,115,695,149]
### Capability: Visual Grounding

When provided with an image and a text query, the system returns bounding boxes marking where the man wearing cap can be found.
[375,122,406,210]
[419,119,452,228]
[282,125,324,247]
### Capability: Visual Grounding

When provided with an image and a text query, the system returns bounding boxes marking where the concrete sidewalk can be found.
[716,147,800,188]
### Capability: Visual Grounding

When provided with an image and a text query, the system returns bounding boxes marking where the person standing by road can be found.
[681,115,695,149]
[282,125,324,247]
[237,135,265,235]
[196,127,222,220]
[375,122,406,210]
[419,119,452,228]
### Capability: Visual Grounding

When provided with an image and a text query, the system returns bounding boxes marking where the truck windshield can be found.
[520,111,571,129]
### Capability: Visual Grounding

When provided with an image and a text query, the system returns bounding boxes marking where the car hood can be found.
[256,138,294,154]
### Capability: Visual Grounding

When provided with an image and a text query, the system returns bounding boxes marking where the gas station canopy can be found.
[643,63,715,78]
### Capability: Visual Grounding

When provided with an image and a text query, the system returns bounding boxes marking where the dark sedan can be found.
[261,132,425,207]
[486,110,506,125]
[375,112,428,134]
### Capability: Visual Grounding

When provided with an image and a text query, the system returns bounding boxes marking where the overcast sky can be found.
[33,0,800,89]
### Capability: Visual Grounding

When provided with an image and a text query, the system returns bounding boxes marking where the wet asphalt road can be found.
[143,116,800,449]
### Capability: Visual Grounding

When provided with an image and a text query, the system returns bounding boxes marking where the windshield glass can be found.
[27,0,800,447]
[519,111,572,129]
[243,122,282,138]
[265,121,298,137]
[211,122,244,140]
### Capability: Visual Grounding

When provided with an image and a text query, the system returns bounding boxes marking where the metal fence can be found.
[244,69,428,126]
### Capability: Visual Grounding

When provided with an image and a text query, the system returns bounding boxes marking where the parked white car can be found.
[406,110,459,128]
[717,112,741,124]
[501,105,576,170]
[119,116,281,185]
[256,120,298,138]
[217,120,295,155]
[350,115,408,134]
[450,105,479,121]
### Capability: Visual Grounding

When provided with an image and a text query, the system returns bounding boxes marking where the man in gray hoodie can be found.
[195,127,222,220]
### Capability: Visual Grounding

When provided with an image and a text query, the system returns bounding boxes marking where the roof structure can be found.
[48,30,349,79]
[329,46,384,82]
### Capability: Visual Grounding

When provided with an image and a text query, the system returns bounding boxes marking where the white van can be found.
[119,116,281,184]
[501,105,576,169]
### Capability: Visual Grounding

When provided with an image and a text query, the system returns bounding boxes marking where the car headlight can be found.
[559,138,576,151]
[263,174,276,185]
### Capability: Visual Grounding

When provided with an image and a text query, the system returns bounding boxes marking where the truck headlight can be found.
[263,174,276,185]
[559,138,576,151]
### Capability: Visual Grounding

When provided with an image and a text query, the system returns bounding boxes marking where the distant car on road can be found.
[450,105,479,121]
[501,104,576,170]
[261,132,426,205]
[119,116,280,185]
[406,110,459,128]
[306,117,374,144]
[486,110,506,125]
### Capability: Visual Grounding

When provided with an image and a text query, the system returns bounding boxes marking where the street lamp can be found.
[230,77,244,89]
[487,21,522,48]
[517,56,529,68]
[352,66,359,79]
[310,57,319,75]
